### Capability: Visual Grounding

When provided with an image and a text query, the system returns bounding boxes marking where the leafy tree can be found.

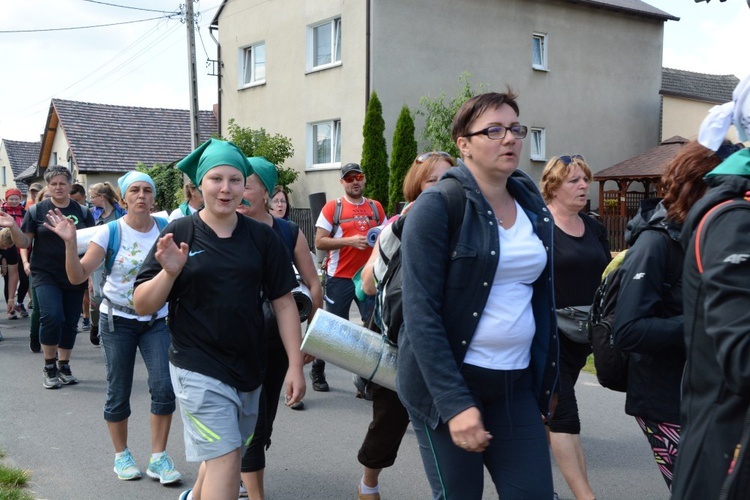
[136,162,183,212]
[417,72,488,157]
[388,105,417,214]
[361,91,389,204]
[223,119,299,192]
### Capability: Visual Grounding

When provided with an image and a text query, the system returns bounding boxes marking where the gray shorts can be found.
[169,363,261,462]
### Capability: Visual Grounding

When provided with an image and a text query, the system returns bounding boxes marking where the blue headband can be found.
[118,171,156,196]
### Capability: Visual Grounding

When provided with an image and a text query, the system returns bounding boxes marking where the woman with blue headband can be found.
[132,139,306,500]
[43,170,182,486]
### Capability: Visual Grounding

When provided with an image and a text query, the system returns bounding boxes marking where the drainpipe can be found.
[209,23,222,137]
[365,0,371,108]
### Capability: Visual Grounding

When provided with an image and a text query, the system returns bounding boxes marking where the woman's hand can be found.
[43,209,77,242]
[154,234,189,276]
[447,406,493,453]
[23,262,31,276]
[283,366,306,406]
[0,211,18,228]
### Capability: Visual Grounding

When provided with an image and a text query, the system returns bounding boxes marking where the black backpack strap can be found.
[329,198,343,237]
[435,177,466,244]
[166,214,195,324]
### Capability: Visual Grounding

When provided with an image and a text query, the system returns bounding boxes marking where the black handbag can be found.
[555,305,592,344]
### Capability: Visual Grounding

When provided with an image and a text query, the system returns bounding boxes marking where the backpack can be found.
[588,229,680,392]
[329,197,382,237]
[588,250,630,392]
[375,177,465,344]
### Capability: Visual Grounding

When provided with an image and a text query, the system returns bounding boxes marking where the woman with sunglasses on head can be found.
[612,139,742,492]
[355,150,456,500]
[397,91,558,499]
[541,155,610,500]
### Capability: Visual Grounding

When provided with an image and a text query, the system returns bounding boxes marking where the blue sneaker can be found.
[178,488,193,500]
[147,452,182,484]
[113,448,141,480]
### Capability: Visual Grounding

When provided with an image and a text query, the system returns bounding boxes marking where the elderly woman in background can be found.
[356,150,456,500]
[269,186,290,220]
[397,91,558,499]
[0,166,95,388]
[541,155,610,500]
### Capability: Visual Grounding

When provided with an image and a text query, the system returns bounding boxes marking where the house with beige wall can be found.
[0,139,40,197]
[660,67,739,142]
[210,0,677,208]
[19,99,218,205]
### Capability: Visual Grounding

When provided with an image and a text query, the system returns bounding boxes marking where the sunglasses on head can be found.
[559,155,584,165]
[416,151,454,164]
[343,173,365,183]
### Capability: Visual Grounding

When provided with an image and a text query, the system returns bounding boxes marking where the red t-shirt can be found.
[316,197,385,279]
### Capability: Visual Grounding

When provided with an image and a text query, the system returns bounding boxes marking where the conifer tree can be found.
[388,105,417,214]
[361,92,389,204]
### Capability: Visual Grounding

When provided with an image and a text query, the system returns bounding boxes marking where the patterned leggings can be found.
[635,416,681,491]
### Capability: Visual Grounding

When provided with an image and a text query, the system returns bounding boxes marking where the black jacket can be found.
[671,153,750,500]
[613,198,684,423]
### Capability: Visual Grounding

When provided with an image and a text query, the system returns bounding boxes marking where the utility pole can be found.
[185,0,200,150]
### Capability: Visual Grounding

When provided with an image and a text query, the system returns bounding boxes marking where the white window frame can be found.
[307,17,342,72]
[307,119,341,170]
[239,42,266,88]
[532,33,548,71]
[530,128,546,161]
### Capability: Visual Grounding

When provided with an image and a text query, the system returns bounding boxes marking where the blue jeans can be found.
[409,366,553,500]
[35,284,84,349]
[100,313,175,422]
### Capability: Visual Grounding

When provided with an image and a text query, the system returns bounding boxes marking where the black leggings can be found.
[4,265,29,305]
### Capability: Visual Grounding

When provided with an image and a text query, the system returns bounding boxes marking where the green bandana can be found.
[177,138,251,186]
[247,156,278,194]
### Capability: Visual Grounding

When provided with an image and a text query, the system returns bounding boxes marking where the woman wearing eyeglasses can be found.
[541,155,610,500]
[269,187,290,220]
[397,91,558,499]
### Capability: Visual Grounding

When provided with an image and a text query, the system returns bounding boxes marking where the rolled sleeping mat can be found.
[75,210,169,255]
[366,226,382,247]
[292,281,313,323]
[301,309,397,391]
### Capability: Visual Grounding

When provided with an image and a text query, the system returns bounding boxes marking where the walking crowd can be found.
[0,75,749,500]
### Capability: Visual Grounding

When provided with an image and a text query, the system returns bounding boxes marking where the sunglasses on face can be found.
[343,173,365,183]
[559,155,584,165]
[464,125,528,141]
[416,151,454,164]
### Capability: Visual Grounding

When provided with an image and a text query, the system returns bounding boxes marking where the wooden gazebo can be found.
[593,136,688,250]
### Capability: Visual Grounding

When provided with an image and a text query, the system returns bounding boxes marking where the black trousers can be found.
[357,382,411,469]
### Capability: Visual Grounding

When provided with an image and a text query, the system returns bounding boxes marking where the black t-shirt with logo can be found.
[22,198,95,290]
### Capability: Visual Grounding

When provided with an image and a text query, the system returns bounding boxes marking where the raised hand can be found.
[43,209,77,242]
[154,233,189,276]
[0,211,18,228]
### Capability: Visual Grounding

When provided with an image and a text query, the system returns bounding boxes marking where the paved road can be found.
[0,313,669,499]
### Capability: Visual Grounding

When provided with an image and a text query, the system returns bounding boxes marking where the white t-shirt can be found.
[168,204,197,221]
[463,202,547,370]
[90,219,168,320]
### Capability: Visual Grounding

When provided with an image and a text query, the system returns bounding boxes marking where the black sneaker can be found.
[353,375,373,401]
[310,368,329,392]
[15,304,29,318]
[90,325,100,346]
[43,364,62,389]
[29,334,41,353]
[57,363,78,385]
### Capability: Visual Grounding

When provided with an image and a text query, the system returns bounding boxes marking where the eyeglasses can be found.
[559,155,584,165]
[463,125,528,141]
[272,199,287,205]
[416,151,454,164]
[343,173,365,183]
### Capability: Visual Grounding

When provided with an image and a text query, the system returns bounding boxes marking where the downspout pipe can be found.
[209,23,223,137]
[365,0,371,109]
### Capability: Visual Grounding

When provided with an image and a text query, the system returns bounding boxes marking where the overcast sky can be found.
[0,0,747,143]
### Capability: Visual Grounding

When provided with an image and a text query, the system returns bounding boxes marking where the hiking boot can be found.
[113,448,142,480]
[81,317,91,331]
[90,324,100,346]
[15,304,28,318]
[311,367,329,392]
[29,334,41,353]
[57,363,78,385]
[147,452,182,484]
[43,364,62,389]
[353,375,373,401]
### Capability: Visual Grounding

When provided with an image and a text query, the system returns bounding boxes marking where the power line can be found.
[0,15,175,34]
[82,0,177,14]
